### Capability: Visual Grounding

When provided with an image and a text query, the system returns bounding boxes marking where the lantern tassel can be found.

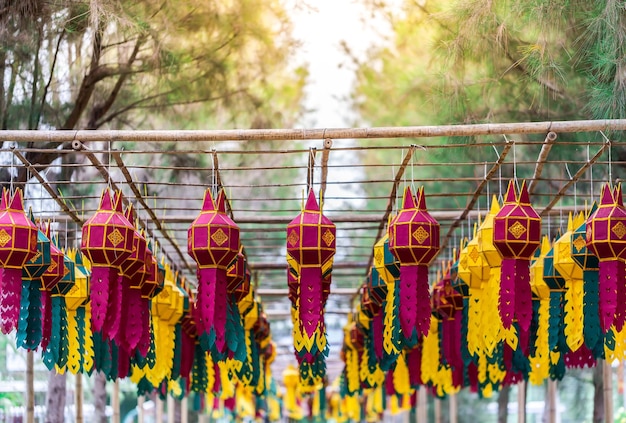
[138,297,151,357]
[299,267,323,339]
[598,260,620,332]
[104,274,123,340]
[0,268,23,334]
[90,266,117,334]
[17,279,42,350]
[514,259,533,332]
[614,261,626,332]
[40,289,52,351]
[122,284,143,351]
[499,258,517,329]
[197,267,228,354]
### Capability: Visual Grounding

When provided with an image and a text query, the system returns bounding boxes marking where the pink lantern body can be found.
[81,189,134,333]
[0,189,38,334]
[286,189,336,339]
[188,189,239,353]
[586,183,626,332]
[388,186,440,340]
[493,181,541,331]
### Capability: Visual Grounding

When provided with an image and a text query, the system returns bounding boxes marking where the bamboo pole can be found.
[434,398,441,423]
[417,389,428,423]
[546,380,557,423]
[112,379,120,423]
[167,395,175,423]
[2,119,625,143]
[604,360,614,423]
[76,373,83,423]
[517,381,526,423]
[156,396,164,423]
[25,351,34,423]
[181,396,188,423]
[449,393,458,423]
[137,396,144,423]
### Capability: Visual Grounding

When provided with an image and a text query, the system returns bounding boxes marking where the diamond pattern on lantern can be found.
[612,221,626,239]
[211,228,229,246]
[107,229,124,247]
[322,229,335,247]
[0,229,11,247]
[468,246,480,262]
[29,250,42,263]
[374,249,383,264]
[573,234,586,252]
[508,221,527,239]
[48,260,57,272]
[287,230,299,247]
[412,226,429,244]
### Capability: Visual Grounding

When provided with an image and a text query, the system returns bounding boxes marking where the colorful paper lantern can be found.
[586,183,626,332]
[493,180,541,331]
[0,188,38,334]
[81,189,134,333]
[388,186,440,341]
[286,189,336,348]
[188,188,240,354]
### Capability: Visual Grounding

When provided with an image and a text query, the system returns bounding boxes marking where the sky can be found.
[289,0,394,128]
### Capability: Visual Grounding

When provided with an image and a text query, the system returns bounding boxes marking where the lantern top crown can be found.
[112,190,124,213]
[99,189,113,211]
[401,186,416,209]
[7,188,24,211]
[503,180,531,205]
[303,188,321,213]
[415,186,427,210]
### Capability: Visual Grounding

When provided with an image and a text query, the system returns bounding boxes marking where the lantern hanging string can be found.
[600,131,612,185]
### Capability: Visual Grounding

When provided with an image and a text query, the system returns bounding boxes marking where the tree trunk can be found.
[498,384,510,423]
[45,371,66,423]
[593,363,604,423]
[94,371,108,423]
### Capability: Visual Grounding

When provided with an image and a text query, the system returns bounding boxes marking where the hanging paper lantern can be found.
[388,186,440,341]
[493,180,541,332]
[286,189,336,355]
[188,189,240,354]
[586,183,626,332]
[0,188,38,334]
[81,189,134,333]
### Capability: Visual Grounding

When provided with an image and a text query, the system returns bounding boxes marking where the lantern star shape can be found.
[188,188,240,355]
[0,188,38,334]
[388,186,440,341]
[586,183,626,333]
[493,180,541,332]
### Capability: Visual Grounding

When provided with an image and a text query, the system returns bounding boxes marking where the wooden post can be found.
[518,380,526,423]
[156,396,164,423]
[167,394,175,423]
[137,395,145,423]
[181,396,188,423]
[76,373,83,423]
[112,379,120,423]
[449,393,458,423]
[25,351,34,423]
[417,389,428,423]
[546,380,557,423]
[604,360,614,423]
[434,397,441,423]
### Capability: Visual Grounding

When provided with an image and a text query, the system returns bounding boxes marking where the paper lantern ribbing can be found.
[286,189,336,342]
[492,180,541,332]
[388,186,440,341]
[0,188,38,334]
[188,189,240,354]
[586,183,626,333]
[81,189,134,333]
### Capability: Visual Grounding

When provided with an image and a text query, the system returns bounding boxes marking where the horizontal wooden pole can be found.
[0,119,624,143]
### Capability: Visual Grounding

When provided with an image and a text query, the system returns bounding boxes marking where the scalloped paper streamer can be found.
[467,287,483,357]
[121,285,143,352]
[138,298,151,358]
[598,260,620,332]
[460,297,474,386]
[529,298,551,385]
[392,351,410,395]
[583,270,603,354]
[40,289,52,351]
[482,270,503,357]
[104,274,123,341]
[82,305,94,374]
[0,268,24,334]
[66,307,81,374]
[197,268,227,354]
[381,282,400,370]
[299,267,323,339]
[615,261,626,331]
[90,267,117,334]
[171,323,182,380]
[563,279,584,352]
[42,295,63,370]
[17,279,42,350]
